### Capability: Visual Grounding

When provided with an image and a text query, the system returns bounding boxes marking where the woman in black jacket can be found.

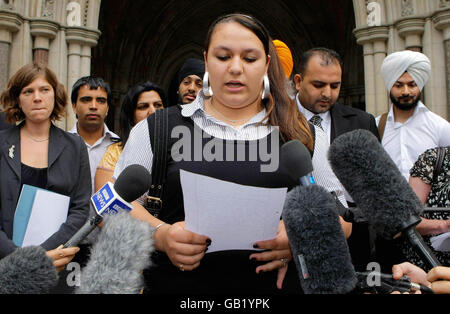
[0,63,91,271]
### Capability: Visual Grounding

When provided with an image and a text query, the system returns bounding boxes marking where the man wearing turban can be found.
[177,58,205,105]
[273,39,296,98]
[378,50,450,181]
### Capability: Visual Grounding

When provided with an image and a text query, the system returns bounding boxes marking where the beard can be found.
[390,92,421,111]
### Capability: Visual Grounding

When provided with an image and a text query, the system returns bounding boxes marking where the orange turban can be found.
[273,39,294,78]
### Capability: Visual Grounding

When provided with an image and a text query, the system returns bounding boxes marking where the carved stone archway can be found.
[92,0,364,131]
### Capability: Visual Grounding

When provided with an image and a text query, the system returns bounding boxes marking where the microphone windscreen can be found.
[0,246,58,294]
[283,185,357,294]
[328,129,423,239]
[280,140,313,181]
[76,211,154,294]
[113,164,152,202]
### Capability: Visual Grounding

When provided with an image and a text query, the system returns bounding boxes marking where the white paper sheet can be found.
[430,232,450,252]
[22,189,70,247]
[180,170,288,253]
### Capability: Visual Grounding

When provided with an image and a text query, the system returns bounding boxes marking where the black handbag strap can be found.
[433,147,446,183]
[145,109,169,218]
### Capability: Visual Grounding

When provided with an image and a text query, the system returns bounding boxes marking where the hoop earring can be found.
[262,74,270,100]
[203,72,213,97]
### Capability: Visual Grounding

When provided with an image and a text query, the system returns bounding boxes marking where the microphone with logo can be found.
[63,164,151,248]
[328,129,441,270]
[280,140,316,186]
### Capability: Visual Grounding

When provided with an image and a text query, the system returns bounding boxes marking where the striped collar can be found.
[181,91,269,129]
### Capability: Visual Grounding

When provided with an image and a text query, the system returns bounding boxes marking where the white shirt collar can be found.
[181,91,269,128]
[387,101,429,123]
[69,123,119,147]
[295,93,331,124]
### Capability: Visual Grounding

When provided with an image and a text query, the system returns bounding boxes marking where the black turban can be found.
[177,58,205,86]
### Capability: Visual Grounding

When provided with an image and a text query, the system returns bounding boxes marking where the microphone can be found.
[63,164,151,248]
[282,184,357,294]
[355,271,434,294]
[328,129,441,269]
[75,211,154,294]
[0,246,58,294]
[280,140,315,186]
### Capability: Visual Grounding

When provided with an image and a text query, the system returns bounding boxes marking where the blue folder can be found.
[13,185,40,247]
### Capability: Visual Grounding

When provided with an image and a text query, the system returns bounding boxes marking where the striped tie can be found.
[310,115,323,131]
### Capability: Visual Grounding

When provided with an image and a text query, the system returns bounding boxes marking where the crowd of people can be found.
[0,13,449,295]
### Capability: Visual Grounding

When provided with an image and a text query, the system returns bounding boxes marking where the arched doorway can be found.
[92,0,364,131]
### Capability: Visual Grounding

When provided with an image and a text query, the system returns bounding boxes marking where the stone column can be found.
[396,18,425,52]
[0,10,21,93]
[30,19,59,66]
[354,26,390,117]
[373,37,388,116]
[65,27,101,130]
[433,8,450,119]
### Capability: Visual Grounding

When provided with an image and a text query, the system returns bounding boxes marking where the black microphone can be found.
[63,164,151,248]
[75,211,154,294]
[0,246,58,294]
[282,184,357,294]
[280,140,316,186]
[328,129,441,269]
[355,271,434,294]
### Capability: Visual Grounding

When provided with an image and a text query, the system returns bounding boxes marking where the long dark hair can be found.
[119,81,167,147]
[204,13,313,150]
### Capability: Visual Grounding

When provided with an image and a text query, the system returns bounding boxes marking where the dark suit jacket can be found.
[330,103,380,143]
[0,112,13,131]
[0,123,91,258]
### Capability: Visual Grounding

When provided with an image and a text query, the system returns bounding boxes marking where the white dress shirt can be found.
[295,93,349,206]
[68,123,119,244]
[296,94,332,144]
[69,123,119,195]
[376,101,450,181]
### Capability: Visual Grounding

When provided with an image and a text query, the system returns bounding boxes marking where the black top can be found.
[0,123,91,258]
[143,106,302,295]
[21,163,48,190]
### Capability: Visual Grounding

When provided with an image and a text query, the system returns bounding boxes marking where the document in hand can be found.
[180,170,288,253]
[430,232,450,252]
[13,185,70,247]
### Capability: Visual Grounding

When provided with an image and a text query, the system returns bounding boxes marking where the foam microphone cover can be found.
[114,164,152,202]
[280,140,313,182]
[0,246,58,294]
[283,185,357,294]
[328,129,423,239]
[76,211,154,294]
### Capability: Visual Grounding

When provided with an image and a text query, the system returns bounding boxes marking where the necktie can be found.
[310,115,324,131]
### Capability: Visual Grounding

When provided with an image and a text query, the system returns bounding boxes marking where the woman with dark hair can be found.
[114,13,313,294]
[0,63,90,270]
[94,81,166,192]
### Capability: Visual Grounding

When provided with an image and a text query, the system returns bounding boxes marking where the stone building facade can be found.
[0,0,448,132]
[354,0,450,119]
[0,0,101,130]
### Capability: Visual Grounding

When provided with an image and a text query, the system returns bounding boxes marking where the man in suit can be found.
[294,48,379,145]
[294,47,380,271]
